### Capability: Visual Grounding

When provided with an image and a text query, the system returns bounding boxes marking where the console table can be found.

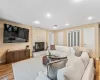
[6,49,30,64]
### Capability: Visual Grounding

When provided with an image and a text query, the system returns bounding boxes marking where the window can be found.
[48,32,54,45]
[58,32,63,45]
[67,30,80,47]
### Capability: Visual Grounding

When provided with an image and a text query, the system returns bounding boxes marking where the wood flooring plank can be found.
[0,64,14,80]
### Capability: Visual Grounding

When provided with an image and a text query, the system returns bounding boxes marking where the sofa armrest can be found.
[82,58,94,80]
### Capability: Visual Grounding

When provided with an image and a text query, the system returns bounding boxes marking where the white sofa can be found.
[57,54,94,80]
[35,53,95,80]
[47,45,75,57]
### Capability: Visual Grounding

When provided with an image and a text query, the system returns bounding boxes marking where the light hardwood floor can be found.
[95,60,100,80]
[0,60,99,80]
[0,64,14,80]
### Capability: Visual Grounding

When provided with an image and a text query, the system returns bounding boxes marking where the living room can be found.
[0,0,100,80]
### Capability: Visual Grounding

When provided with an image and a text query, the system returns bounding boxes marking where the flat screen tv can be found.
[3,24,29,43]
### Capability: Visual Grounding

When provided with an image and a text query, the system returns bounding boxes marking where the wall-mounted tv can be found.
[3,24,29,43]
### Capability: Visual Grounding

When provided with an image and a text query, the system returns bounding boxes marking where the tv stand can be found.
[6,49,30,64]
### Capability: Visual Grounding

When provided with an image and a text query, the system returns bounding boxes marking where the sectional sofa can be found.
[35,46,95,80]
[47,45,75,57]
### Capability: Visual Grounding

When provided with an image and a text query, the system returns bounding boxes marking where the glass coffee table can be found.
[42,55,67,66]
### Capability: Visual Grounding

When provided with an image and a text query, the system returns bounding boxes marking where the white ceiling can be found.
[0,0,100,30]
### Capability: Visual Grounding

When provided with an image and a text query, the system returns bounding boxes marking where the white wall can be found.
[83,27,95,50]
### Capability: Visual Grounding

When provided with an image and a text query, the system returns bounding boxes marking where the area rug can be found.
[12,55,46,80]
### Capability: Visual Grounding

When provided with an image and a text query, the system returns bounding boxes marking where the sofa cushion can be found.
[55,45,69,52]
[55,45,75,54]
[55,45,61,50]
[73,46,83,57]
[64,57,85,80]
[73,46,93,58]
[59,46,68,52]
[66,54,78,66]
[81,52,90,68]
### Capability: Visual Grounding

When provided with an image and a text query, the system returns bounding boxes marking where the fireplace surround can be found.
[35,42,45,52]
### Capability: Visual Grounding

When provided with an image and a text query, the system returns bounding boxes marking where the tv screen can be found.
[3,24,29,43]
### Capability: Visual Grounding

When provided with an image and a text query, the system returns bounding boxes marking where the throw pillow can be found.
[47,59,67,80]
[64,57,85,80]
[81,52,90,68]
[75,50,83,57]
[73,46,82,57]
[50,45,55,50]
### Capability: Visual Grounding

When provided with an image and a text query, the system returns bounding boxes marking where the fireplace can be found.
[35,42,45,52]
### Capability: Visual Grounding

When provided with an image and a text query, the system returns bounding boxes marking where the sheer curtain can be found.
[48,32,54,48]
[58,32,63,45]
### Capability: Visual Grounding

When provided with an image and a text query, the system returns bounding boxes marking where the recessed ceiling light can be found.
[53,26,57,29]
[45,13,51,18]
[73,0,83,3]
[88,16,93,20]
[33,20,40,24]
[65,23,69,26]
[53,25,58,29]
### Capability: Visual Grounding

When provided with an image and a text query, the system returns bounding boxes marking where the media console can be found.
[6,49,30,64]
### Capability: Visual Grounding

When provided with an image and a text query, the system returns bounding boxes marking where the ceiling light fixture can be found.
[88,16,93,20]
[46,13,51,18]
[73,0,83,3]
[53,25,58,29]
[65,23,69,26]
[33,20,40,24]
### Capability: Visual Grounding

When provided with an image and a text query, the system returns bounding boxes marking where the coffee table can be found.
[42,55,57,65]
[42,55,67,66]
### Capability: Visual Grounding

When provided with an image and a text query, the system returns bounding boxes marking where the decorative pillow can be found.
[64,57,85,80]
[75,50,83,57]
[50,45,55,50]
[73,46,83,57]
[47,59,67,80]
[81,52,90,68]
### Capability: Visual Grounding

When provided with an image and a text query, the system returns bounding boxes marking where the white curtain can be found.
[58,32,63,45]
[48,32,54,47]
